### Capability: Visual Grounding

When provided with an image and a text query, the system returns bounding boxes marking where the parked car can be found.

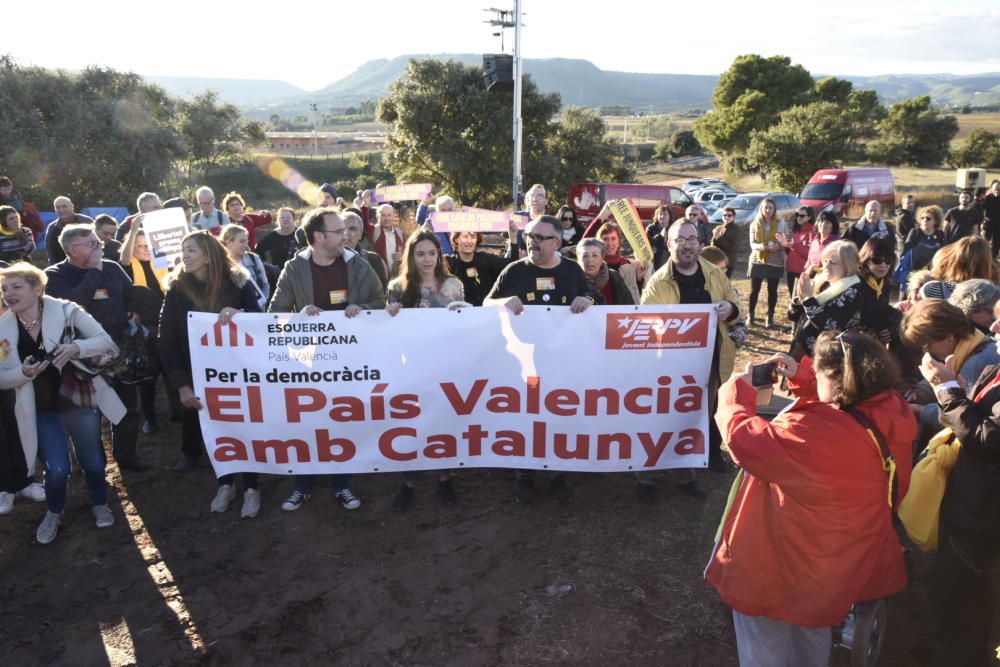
[682,178,725,193]
[799,168,894,219]
[693,189,737,206]
[708,192,801,226]
[567,182,704,226]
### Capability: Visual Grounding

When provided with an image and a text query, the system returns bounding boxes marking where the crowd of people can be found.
[2,173,1000,665]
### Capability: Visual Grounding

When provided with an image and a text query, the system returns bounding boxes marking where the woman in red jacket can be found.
[783,205,816,296]
[709,330,916,666]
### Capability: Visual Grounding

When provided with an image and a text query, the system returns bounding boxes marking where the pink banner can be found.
[372,183,433,202]
[429,207,529,233]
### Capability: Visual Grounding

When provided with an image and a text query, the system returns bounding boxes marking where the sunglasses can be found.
[869,257,892,266]
[526,233,558,243]
[561,216,574,222]
[796,213,809,218]
[722,213,735,218]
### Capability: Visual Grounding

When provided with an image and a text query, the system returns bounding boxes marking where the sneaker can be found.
[241,489,261,518]
[281,490,310,512]
[636,482,656,504]
[210,484,237,513]
[437,478,456,506]
[334,488,362,511]
[514,477,535,505]
[392,483,414,512]
[93,504,115,528]
[173,453,198,473]
[36,511,61,545]
[0,492,13,515]
[549,475,573,505]
[17,482,46,503]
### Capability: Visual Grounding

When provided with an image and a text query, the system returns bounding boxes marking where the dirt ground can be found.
[2,277,999,666]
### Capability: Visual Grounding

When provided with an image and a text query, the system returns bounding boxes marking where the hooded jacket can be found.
[707,358,916,627]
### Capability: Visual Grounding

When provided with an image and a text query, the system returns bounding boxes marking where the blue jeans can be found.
[293,474,350,494]
[36,408,107,513]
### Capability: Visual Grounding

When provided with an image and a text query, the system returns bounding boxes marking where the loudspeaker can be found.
[483,54,514,92]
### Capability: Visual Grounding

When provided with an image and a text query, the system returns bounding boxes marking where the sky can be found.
[7,0,999,91]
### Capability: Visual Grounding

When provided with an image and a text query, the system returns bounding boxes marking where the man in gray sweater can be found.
[268,206,386,513]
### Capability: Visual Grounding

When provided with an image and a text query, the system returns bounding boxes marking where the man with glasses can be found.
[46,224,146,470]
[269,207,386,512]
[639,220,741,499]
[484,214,601,504]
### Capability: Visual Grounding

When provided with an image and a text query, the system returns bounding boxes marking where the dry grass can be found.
[954,112,1000,142]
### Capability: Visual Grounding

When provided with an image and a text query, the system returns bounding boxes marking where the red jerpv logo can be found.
[200,321,254,347]
[605,313,709,350]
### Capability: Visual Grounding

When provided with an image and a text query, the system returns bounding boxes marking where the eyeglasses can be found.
[796,213,810,218]
[722,213,735,218]
[686,212,700,218]
[919,216,933,221]
[317,227,345,236]
[869,257,892,266]
[672,236,700,246]
[526,233,558,243]
[561,216,574,222]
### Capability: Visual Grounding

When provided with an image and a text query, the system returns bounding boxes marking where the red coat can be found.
[707,359,915,627]
[786,223,816,274]
[233,211,273,250]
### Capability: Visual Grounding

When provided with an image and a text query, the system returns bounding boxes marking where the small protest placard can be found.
[372,183,433,203]
[140,208,190,270]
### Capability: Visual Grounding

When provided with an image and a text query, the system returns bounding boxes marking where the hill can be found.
[143,59,1000,117]
[145,75,307,106]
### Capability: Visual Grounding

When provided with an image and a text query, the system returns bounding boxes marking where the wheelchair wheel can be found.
[847,599,888,667]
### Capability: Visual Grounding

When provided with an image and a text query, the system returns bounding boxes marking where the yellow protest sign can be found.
[608,199,654,264]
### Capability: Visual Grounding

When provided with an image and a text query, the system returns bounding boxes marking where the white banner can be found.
[188,305,717,476]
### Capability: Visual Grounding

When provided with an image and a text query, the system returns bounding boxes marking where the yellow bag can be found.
[897,428,962,551]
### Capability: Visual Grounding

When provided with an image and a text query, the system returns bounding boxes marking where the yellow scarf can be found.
[753,219,779,263]
[951,329,988,372]
[864,275,884,300]
[131,257,169,291]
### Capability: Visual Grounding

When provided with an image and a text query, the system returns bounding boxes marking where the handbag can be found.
[897,428,962,551]
[113,321,157,385]
[56,305,118,406]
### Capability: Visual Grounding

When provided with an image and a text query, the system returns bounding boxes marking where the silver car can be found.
[708,192,801,226]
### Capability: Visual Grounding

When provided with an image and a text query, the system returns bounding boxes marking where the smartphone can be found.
[44,351,58,363]
[750,362,777,388]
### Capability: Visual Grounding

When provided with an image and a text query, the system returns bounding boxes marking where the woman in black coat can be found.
[920,331,1000,666]
[158,232,263,517]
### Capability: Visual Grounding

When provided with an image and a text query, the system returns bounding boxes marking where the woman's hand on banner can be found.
[217,307,239,324]
[179,385,203,411]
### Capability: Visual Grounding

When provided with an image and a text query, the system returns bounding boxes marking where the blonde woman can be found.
[0,263,124,544]
[746,198,788,328]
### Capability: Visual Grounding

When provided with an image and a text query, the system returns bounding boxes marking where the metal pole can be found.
[512,0,523,211]
[310,103,319,157]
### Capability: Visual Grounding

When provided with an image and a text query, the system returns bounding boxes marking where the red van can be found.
[567,182,699,225]
[799,169,895,219]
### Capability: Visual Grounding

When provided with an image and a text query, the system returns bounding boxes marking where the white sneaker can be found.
[16,482,46,503]
[210,484,237,513]
[0,492,13,515]
[240,489,261,518]
[36,511,61,545]
[281,490,310,511]
[93,504,114,528]
[335,488,362,510]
